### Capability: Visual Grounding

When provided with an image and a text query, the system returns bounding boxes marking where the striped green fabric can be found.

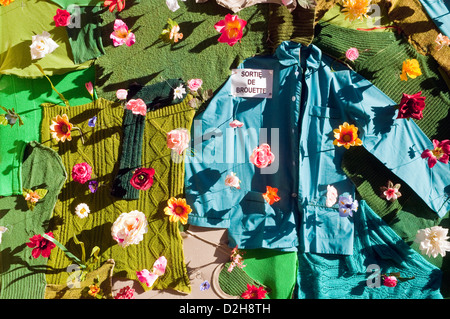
[40,97,195,294]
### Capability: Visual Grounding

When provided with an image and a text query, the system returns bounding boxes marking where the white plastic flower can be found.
[166,0,186,12]
[225,172,241,189]
[173,84,186,100]
[325,185,338,207]
[0,226,8,244]
[30,31,59,60]
[74,203,90,218]
[414,226,450,258]
[111,210,148,247]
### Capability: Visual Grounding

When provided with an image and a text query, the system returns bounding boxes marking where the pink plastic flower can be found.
[345,47,359,61]
[104,0,125,12]
[136,256,167,287]
[214,14,247,47]
[383,275,398,287]
[249,143,275,168]
[326,185,338,207]
[225,172,241,189]
[110,19,135,47]
[380,181,402,202]
[167,128,190,155]
[421,139,450,168]
[435,33,450,51]
[126,99,147,116]
[72,162,92,184]
[229,119,244,128]
[187,78,203,92]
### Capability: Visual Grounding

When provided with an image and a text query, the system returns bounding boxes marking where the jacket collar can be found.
[275,41,322,71]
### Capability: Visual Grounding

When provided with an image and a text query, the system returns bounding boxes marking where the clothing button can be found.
[291,193,298,198]
[292,96,296,102]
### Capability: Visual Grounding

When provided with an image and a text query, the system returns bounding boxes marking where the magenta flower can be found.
[345,47,359,61]
[382,275,398,287]
[214,14,247,47]
[26,232,56,258]
[72,162,92,184]
[421,139,450,168]
[110,19,136,47]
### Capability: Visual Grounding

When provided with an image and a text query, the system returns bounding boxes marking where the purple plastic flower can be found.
[88,116,97,128]
[200,280,210,291]
[88,180,98,193]
[338,194,358,217]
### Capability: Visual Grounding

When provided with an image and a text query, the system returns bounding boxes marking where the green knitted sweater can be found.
[40,97,195,293]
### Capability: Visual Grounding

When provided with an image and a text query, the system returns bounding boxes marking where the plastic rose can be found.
[382,275,398,287]
[111,210,148,247]
[224,172,241,189]
[326,185,338,207]
[110,19,135,47]
[214,14,247,47]
[30,31,59,60]
[187,78,203,93]
[414,226,450,258]
[72,162,92,184]
[167,128,190,155]
[130,167,155,191]
[126,99,147,116]
[435,33,450,51]
[345,47,359,61]
[421,139,450,168]
[396,91,426,120]
[229,119,244,128]
[53,8,71,27]
[250,143,275,169]
[116,89,128,100]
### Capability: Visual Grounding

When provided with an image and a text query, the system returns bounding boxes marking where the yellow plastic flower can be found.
[164,198,192,225]
[341,0,371,22]
[333,122,363,149]
[88,284,101,297]
[400,59,422,81]
[0,0,15,6]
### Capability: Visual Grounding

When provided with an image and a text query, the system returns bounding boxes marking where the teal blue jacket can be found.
[185,41,450,255]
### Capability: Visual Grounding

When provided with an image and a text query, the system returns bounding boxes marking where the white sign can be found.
[231,68,273,99]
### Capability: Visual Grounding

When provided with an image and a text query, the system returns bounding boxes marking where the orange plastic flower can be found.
[262,186,281,205]
[49,114,73,142]
[0,0,15,6]
[400,59,422,81]
[341,0,371,22]
[164,198,192,225]
[88,284,101,297]
[333,122,363,149]
[214,14,247,46]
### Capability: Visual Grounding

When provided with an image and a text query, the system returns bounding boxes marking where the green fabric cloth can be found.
[0,66,96,197]
[240,249,297,299]
[40,97,194,294]
[0,141,67,299]
[111,78,184,200]
[218,262,268,298]
[50,0,102,6]
[94,1,271,101]
[0,0,91,78]
[66,5,105,64]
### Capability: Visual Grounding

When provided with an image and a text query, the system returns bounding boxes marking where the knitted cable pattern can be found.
[40,97,194,293]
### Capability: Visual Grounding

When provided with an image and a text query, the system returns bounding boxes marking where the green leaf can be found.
[34,188,48,199]
[73,233,86,264]
[22,188,31,198]
[0,114,8,126]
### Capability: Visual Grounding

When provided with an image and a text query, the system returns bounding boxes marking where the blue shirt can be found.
[184,41,450,255]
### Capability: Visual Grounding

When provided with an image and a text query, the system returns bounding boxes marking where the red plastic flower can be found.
[421,139,450,168]
[396,91,426,120]
[262,186,280,205]
[53,8,71,27]
[241,284,267,299]
[130,168,155,191]
[72,162,92,184]
[214,14,247,46]
[26,232,56,259]
[114,286,135,299]
[104,0,125,12]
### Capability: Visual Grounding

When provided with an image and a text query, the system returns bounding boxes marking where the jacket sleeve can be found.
[346,70,450,218]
